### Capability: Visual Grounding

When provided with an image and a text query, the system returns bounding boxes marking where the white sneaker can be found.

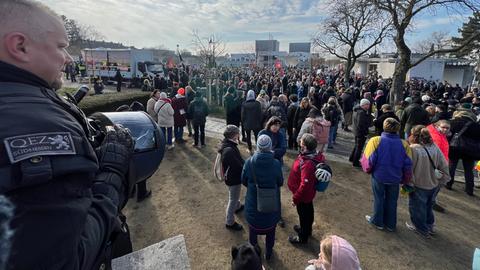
[365,215,384,230]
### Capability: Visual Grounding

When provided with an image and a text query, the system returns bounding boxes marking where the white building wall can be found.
[376,62,396,78]
[408,59,445,81]
[443,68,465,86]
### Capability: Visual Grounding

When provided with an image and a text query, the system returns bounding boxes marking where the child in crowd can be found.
[305,235,361,270]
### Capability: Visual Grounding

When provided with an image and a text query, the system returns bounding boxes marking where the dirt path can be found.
[123,137,480,270]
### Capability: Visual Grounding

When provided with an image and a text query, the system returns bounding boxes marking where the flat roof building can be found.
[255,40,280,53]
[289,42,311,53]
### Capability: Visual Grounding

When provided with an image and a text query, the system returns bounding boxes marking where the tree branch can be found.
[410,30,480,68]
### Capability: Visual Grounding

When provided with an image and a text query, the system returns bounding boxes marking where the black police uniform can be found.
[0,61,130,269]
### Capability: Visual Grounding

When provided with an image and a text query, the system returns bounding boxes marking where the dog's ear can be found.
[231,246,239,259]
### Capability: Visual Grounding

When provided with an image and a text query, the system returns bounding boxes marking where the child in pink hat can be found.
[305,235,361,270]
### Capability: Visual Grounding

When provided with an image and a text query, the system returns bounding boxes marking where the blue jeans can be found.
[370,178,399,229]
[160,127,173,145]
[408,186,437,234]
[328,124,338,146]
[174,126,184,141]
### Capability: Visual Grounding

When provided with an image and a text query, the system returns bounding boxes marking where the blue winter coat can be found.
[241,152,283,229]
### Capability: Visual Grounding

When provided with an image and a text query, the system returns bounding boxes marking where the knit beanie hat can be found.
[404,97,412,104]
[160,92,167,99]
[246,90,256,101]
[360,99,370,107]
[256,135,272,153]
[331,235,361,270]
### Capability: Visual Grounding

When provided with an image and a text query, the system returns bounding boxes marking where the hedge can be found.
[58,87,226,118]
[59,87,150,116]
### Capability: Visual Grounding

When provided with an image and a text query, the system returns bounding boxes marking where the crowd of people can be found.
[138,62,480,268]
[1,1,479,268]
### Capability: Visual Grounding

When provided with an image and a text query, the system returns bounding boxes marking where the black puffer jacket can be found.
[352,106,372,137]
[218,139,244,186]
[448,112,480,159]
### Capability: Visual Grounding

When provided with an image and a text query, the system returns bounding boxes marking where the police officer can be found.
[0,1,134,269]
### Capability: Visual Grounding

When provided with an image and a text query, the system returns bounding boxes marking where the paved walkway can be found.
[205,116,354,164]
[205,116,478,186]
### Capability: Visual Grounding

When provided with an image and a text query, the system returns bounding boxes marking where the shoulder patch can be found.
[4,132,76,163]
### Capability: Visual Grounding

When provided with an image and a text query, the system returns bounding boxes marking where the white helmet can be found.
[315,163,332,182]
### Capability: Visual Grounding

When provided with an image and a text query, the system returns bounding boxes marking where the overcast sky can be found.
[42,0,472,54]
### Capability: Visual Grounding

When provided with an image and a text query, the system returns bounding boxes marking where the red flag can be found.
[167,57,175,69]
[274,59,282,69]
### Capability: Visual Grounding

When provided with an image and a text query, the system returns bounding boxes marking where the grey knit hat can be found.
[256,135,272,153]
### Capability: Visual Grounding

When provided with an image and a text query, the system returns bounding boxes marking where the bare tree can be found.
[191,29,227,68]
[370,0,480,104]
[413,31,449,53]
[313,0,391,85]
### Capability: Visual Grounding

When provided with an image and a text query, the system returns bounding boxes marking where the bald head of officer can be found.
[0,0,73,89]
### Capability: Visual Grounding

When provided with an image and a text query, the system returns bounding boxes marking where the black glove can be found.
[94,125,135,208]
[96,125,134,176]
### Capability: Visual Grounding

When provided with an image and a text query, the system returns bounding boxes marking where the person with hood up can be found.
[154,92,175,150]
[171,88,188,144]
[305,235,361,270]
[349,99,372,168]
[241,135,283,261]
[187,91,209,147]
[446,108,480,196]
[297,108,331,153]
[242,90,263,154]
[288,134,326,244]
[219,125,245,231]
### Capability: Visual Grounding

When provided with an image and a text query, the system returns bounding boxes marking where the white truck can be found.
[81,48,165,87]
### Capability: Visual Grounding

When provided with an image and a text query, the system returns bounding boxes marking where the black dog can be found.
[231,242,263,270]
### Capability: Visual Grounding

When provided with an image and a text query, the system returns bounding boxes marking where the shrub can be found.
[58,88,150,116]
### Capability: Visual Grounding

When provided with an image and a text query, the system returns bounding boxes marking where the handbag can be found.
[249,159,278,213]
[450,121,480,160]
[423,146,443,180]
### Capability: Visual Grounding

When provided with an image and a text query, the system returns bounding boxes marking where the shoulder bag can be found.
[450,122,480,160]
[249,159,278,213]
[423,146,443,179]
